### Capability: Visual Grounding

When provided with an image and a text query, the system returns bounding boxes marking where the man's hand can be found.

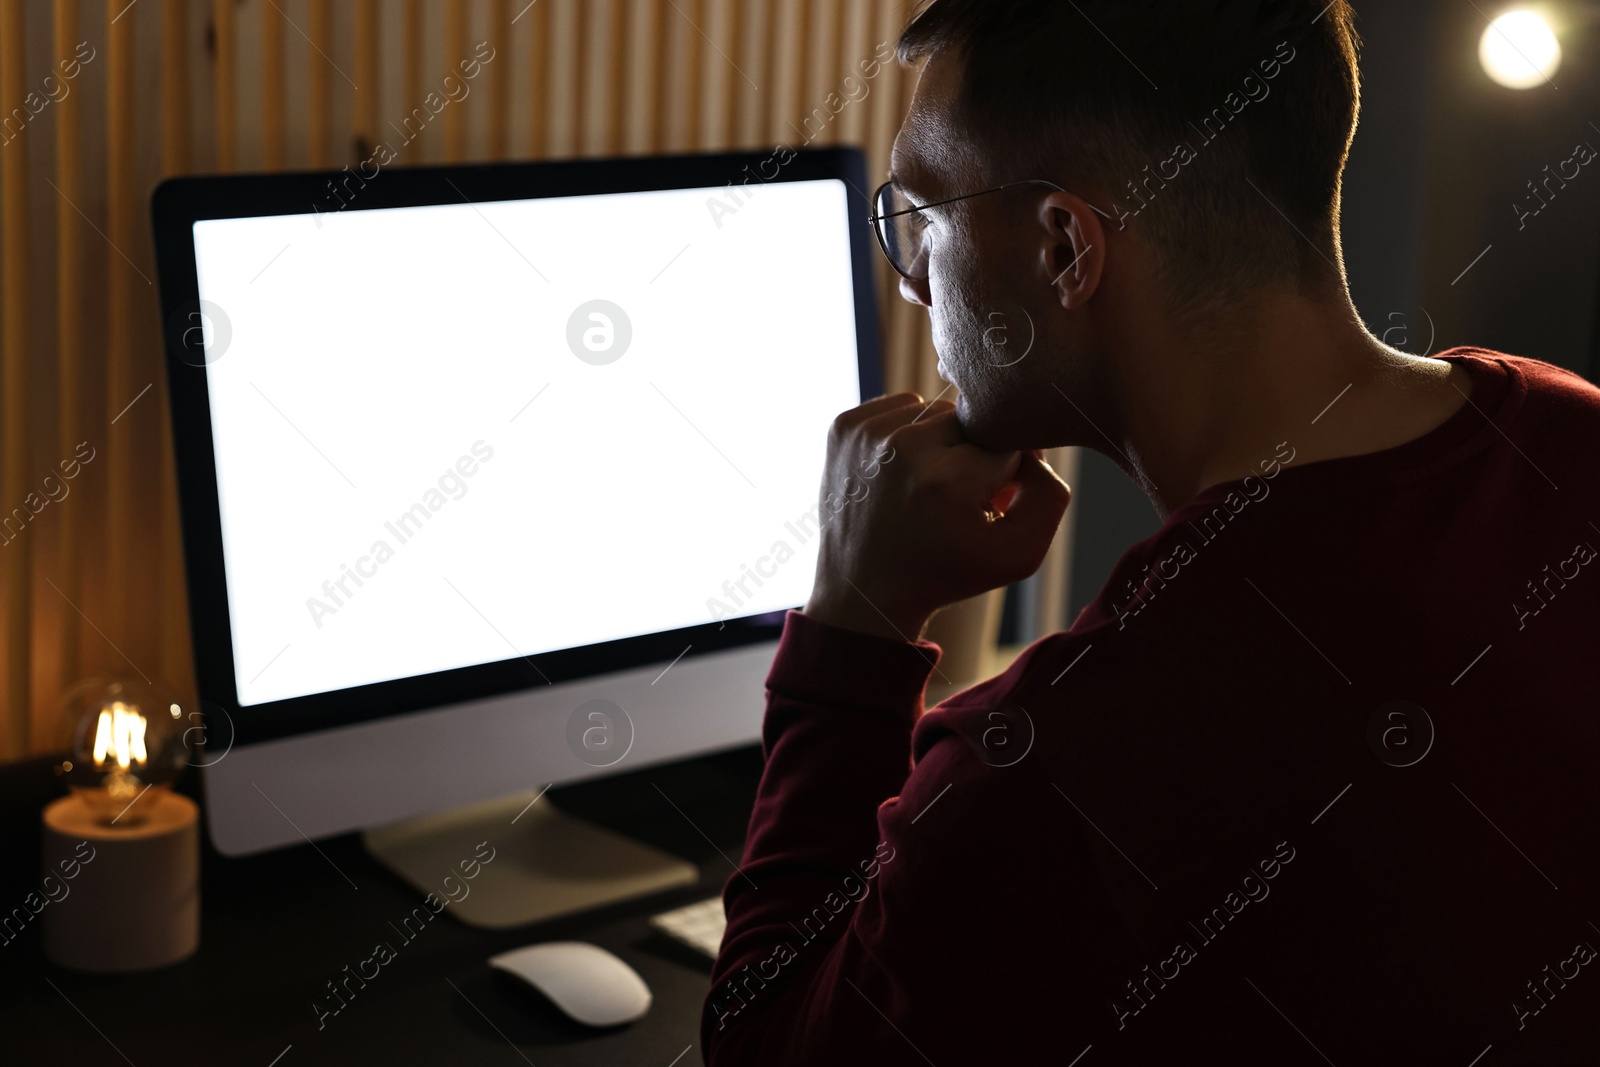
[803,393,1072,643]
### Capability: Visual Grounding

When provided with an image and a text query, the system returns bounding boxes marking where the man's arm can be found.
[703,611,1121,1064]
[701,608,939,1058]
[702,393,1078,1062]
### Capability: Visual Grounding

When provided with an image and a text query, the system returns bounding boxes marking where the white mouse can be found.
[488,941,653,1027]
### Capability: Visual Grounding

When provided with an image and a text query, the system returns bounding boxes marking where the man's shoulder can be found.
[1445,349,1600,478]
[1450,346,1600,413]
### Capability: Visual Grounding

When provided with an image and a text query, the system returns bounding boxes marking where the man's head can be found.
[887,0,1362,450]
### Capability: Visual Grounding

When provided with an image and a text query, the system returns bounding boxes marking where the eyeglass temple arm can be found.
[868,180,1115,222]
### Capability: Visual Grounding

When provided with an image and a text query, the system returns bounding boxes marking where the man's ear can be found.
[1039,191,1107,310]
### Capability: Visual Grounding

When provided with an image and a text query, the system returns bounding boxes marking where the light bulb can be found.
[56,678,190,826]
[1479,11,1561,90]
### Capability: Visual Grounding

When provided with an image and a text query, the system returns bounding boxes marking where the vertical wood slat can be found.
[352,0,377,158]
[1,0,33,756]
[211,0,236,171]
[53,0,84,728]
[878,0,913,152]
[657,0,701,152]
[443,0,466,162]
[159,0,193,700]
[717,0,744,150]
[835,0,874,147]
[801,0,838,146]
[682,0,704,148]
[696,0,733,152]
[306,0,332,168]
[576,0,602,154]
[883,0,934,404]
[621,0,658,155]
[604,0,629,154]
[570,0,587,154]
[105,0,136,661]
[404,0,423,105]
[545,0,579,157]
[523,0,550,158]
[882,7,918,395]
[260,0,285,169]
[579,0,614,156]
[906,13,938,405]
[733,0,769,146]
[653,0,679,149]
[766,0,805,146]
[486,0,510,160]
[162,0,190,173]
[897,26,935,400]
[869,0,910,359]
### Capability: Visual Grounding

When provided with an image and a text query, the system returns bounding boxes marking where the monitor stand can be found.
[362,788,699,929]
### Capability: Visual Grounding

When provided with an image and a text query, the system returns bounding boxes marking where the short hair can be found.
[898,0,1362,320]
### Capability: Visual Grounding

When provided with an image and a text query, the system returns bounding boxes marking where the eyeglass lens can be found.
[874,184,931,280]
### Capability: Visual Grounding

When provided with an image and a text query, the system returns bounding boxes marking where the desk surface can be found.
[1,745,763,1066]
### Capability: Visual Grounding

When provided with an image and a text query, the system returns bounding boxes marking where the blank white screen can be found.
[191,179,863,707]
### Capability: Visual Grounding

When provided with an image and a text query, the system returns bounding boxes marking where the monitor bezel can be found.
[152,147,883,749]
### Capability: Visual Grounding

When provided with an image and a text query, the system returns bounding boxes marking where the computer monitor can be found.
[152,148,881,919]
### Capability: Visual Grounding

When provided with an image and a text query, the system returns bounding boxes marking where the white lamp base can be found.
[41,792,200,973]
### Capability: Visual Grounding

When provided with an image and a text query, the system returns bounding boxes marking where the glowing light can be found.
[57,679,189,826]
[1479,11,1561,89]
[91,701,149,770]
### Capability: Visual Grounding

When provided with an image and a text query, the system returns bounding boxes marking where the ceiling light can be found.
[1480,10,1562,89]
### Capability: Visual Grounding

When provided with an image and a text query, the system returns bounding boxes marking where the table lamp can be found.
[44,677,200,972]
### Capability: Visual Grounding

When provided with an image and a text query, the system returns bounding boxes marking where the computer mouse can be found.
[488,941,652,1028]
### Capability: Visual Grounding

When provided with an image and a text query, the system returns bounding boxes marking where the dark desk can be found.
[1,746,763,1066]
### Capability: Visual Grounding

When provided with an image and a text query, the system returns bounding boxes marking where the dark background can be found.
[1066,0,1600,621]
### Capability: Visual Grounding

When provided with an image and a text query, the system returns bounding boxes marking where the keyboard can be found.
[650,896,726,958]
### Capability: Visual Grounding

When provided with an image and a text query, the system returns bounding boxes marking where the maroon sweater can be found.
[703,349,1600,1065]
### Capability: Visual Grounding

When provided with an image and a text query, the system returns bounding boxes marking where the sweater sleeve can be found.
[702,612,1127,1065]
[701,609,942,1062]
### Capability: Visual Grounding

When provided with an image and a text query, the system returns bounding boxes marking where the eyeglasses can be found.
[868,178,1112,281]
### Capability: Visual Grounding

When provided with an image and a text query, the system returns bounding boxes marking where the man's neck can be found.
[1110,288,1474,518]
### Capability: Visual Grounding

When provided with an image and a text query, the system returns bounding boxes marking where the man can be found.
[704,1,1600,1063]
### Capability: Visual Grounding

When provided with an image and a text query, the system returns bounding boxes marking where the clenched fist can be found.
[803,392,1072,642]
